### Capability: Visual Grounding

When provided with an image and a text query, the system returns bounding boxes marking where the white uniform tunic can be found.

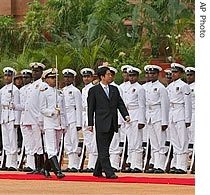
[188,82,195,144]
[122,81,146,170]
[23,78,48,155]
[0,83,20,168]
[40,86,66,158]
[81,82,97,168]
[62,84,82,169]
[167,78,192,171]
[145,80,169,170]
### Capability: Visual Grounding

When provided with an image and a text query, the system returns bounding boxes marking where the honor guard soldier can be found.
[119,65,132,170]
[167,63,192,174]
[62,68,82,172]
[144,65,169,173]
[122,66,146,173]
[185,67,195,174]
[40,68,66,178]
[14,69,34,171]
[79,68,98,172]
[0,67,21,171]
[164,69,173,86]
[24,62,48,174]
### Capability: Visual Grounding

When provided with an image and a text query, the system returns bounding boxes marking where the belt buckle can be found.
[149,105,152,110]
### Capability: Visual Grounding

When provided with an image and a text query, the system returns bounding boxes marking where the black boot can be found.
[28,154,44,174]
[43,159,52,178]
[50,156,65,178]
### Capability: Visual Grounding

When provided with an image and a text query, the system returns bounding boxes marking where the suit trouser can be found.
[94,130,114,177]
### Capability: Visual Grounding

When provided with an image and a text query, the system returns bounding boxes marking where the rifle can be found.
[8,68,15,123]
[55,56,65,166]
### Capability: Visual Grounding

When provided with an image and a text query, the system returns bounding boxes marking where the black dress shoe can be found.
[87,168,94,172]
[121,168,132,173]
[106,174,118,179]
[131,168,142,173]
[43,170,52,178]
[112,168,120,172]
[93,173,105,178]
[8,167,17,171]
[56,171,65,178]
[169,167,176,174]
[69,167,78,172]
[154,168,165,174]
[191,170,195,174]
[149,163,154,169]
[0,167,8,171]
[22,167,33,172]
[175,169,187,174]
[145,168,157,173]
[62,168,71,172]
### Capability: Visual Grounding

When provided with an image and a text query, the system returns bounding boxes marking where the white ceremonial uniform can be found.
[167,78,192,171]
[81,82,97,169]
[23,78,48,155]
[145,80,169,170]
[63,84,82,169]
[123,81,146,170]
[40,86,66,159]
[17,83,35,169]
[188,82,195,145]
[109,81,123,171]
[0,83,20,169]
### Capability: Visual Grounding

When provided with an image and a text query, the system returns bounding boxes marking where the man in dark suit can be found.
[87,66,130,179]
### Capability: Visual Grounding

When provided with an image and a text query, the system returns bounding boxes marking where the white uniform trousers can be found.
[64,122,79,169]
[126,120,143,170]
[170,120,189,171]
[31,124,44,155]
[82,126,97,169]
[109,132,121,170]
[1,121,17,168]
[147,121,168,170]
[44,129,62,159]
[21,125,36,169]
[188,121,195,145]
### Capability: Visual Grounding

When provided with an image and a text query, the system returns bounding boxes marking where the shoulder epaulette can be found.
[40,87,48,92]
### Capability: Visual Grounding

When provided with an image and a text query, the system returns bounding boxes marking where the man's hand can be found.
[125,116,131,123]
[162,125,168,131]
[14,125,20,129]
[55,107,61,116]
[77,127,82,131]
[185,123,191,128]
[138,123,145,129]
[88,126,93,132]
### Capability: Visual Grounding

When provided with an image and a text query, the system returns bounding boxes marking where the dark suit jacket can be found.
[87,83,129,133]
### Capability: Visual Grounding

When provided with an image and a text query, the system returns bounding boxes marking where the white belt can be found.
[82,107,87,112]
[66,106,76,111]
[147,104,161,110]
[126,105,139,110]
[2,105,10,110]
[170,103,184,108]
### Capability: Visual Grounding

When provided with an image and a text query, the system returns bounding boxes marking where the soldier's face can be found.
[4,75,13,84]
[148,73,158,82]
[186,73,195,84]
[172,71,182,81]
[122,72,129,82]
[82,75,93,85]
[63,76,74,86]
[46,77,56,87]
[23,77,32,85]
[128,74,138,84]
[32,69,43,80]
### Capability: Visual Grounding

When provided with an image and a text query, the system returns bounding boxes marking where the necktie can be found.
[104,86,109,98]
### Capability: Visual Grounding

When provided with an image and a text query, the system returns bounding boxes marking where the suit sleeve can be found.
[117,88,129,120]
[87,87,96,126]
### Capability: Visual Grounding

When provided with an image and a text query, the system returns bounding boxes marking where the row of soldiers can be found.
[0,61,195,177]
